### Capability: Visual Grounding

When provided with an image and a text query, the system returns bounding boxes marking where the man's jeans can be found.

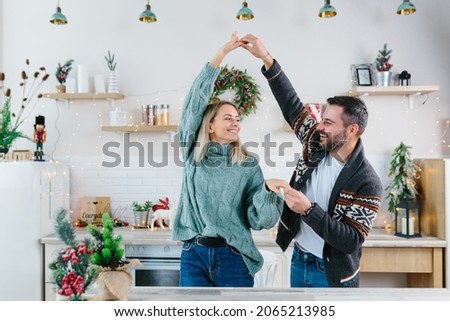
[179,239,254,287]
[290,242,329,288]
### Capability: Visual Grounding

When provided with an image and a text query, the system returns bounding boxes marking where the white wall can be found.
[2,1,449,228]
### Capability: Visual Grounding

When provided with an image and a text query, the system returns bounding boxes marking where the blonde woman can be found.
[172,33,284,287]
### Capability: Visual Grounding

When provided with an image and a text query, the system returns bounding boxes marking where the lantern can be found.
[399,70,411,86]
[394,198,421,238]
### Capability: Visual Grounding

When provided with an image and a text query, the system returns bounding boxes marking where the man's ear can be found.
[349,123,359,136]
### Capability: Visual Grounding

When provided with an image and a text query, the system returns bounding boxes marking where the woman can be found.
[172,33,284,287]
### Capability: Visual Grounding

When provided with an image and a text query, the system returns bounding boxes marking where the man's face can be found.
[315,104,349,152]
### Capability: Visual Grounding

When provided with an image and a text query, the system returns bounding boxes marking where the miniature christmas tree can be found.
[49,208,98,300]
[87,213,140,300]
[87,213,126,269]
[375,43,393,72]
[385,142,420,213]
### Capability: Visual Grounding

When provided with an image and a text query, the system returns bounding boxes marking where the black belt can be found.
[194,235,227,247]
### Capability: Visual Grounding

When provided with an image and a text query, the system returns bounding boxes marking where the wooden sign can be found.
[80,196,110,225]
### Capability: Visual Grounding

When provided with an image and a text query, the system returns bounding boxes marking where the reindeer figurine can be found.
[150,197,175,230]
[151,208,175,230]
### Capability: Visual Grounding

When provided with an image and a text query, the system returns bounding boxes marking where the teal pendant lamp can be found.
[397,1,416,15]
[236,1,254,20]
[318,0,337,18]
[50,1,68,25]
[139,0,157,23]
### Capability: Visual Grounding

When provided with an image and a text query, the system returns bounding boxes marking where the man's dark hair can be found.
[326,96,368,135]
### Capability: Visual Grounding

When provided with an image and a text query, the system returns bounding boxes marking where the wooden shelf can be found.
[42,92,125,100]
[348,85,439,97]
[101,125,178,133]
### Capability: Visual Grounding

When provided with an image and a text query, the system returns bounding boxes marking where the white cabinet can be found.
[43,243,64,301]
[0,162,70,300]
[255,246,289,288]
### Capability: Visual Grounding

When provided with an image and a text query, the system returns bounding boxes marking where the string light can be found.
[25,86,446,225]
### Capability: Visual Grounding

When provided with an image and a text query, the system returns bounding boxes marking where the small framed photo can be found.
[351,64,376,87]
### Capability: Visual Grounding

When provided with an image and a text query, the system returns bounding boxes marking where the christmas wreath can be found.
[211,65,261,119]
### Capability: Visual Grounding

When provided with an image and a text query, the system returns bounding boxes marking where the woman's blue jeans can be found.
[179,239,254,287]
[290,243,329,288]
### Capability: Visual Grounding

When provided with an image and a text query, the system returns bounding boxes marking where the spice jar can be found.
[163,104,170,125]
[155,104,164,126]
[141,105,154,125]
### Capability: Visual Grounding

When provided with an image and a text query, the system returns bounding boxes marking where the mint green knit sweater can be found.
[172,63,283,276]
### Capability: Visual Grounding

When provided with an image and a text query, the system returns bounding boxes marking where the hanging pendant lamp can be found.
[139,0,157,23]
[397,0,416,15]
[50,1,68,25]
[236,2,254,20]
[318,0,337,18]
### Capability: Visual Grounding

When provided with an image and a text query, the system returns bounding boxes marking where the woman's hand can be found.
[210,32,243,67]
[222,32,242,55]
[265,178,290,196]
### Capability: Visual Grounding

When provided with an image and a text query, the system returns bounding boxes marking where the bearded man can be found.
[241,34,382,288]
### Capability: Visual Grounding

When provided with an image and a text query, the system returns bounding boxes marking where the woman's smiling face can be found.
[208,104,241,144]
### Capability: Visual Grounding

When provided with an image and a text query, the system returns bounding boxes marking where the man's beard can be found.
[322,128,348,152]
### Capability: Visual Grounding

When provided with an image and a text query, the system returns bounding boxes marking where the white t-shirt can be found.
[294,154,344,258]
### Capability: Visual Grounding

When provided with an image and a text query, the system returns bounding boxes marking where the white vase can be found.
[107,70,119,93]
[77,64,89,93]
[377,71,392,87]
[66,78,77,93]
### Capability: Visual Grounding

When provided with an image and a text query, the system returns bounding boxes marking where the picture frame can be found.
[351,64,376,87]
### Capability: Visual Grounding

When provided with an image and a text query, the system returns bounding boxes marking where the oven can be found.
[125,244,182,287]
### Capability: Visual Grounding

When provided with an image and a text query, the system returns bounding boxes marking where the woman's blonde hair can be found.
[194,101,248,164]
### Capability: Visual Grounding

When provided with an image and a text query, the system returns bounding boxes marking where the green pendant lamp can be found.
[139,0,157,23]
[236,1,254,20]
[397,0,416,15]
[50,1,68,25]
[318,0,337,18]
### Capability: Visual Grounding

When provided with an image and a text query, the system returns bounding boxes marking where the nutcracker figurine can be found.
[33,115,46,161]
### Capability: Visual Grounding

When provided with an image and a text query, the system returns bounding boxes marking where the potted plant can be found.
[131,200,153,227]
[374,43,393,86]
[104,50,119,93]
[385,141,420,214]
[55,59,74,93]
[87,213,140,300]
[0,59,49,156]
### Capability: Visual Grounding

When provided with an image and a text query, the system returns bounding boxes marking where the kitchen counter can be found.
[126,286,450,301]
[40,226,446,248]
[41,226,447,290]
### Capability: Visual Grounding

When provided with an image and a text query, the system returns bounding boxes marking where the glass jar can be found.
[110,106,127,126]
[155,104,165,126]
[141,104,155,125]
[163,104,170,125]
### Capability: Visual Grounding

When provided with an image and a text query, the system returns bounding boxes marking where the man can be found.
[241,34,382,287]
